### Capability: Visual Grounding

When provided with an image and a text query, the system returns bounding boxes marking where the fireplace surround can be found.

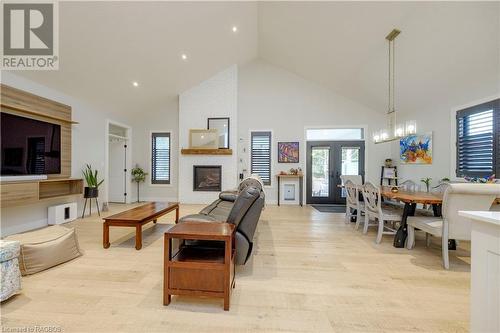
[193,165,222,191]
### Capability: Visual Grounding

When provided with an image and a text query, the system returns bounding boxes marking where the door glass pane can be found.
[311,147,330,197]
[341,147,360,197]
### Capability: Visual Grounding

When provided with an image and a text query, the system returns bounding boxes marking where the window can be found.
[306,128,364,141]
[151,132,170,184]
[251,131,271,185]
[456,99,499,178]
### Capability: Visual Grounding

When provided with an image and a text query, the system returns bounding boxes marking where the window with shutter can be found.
[456,99,499,178]
[151,132,170,184]
[251,131,272,185]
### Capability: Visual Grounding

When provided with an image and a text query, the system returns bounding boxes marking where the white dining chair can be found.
[340,175,363,186]
[344,180,364,227]
[362,182,404,243]
[406,183,499,269]
[399,180,420,192]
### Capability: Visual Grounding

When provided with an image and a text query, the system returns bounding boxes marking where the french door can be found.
[306,141,365,204]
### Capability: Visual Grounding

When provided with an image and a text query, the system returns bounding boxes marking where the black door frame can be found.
[306,140,365,204]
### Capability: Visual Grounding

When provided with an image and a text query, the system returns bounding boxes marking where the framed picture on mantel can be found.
[189,129,219,149]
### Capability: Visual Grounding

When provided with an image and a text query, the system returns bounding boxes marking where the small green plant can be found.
[131,166,147,183]
[420,177,432,192]
[82,164,104,188]
[131,165,147,202]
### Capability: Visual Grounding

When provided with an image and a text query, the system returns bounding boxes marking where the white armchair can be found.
[406,183,499,269]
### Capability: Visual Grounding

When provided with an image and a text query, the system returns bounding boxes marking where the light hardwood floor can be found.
[1,204,470,332]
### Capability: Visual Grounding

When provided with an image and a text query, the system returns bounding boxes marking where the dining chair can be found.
[399,180,420,192]
[406,183,499,269]
[340,175,363,186]
[362,182,404,243]
[344,180,364,227]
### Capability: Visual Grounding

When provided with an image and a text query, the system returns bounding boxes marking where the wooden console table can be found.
[276,174,303,206]
[163,222,235,311]
[103,201,179,250]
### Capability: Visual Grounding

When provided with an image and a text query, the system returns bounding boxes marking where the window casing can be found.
[456,99,499,178]
[151,132,170,184]
[251,131,272,185]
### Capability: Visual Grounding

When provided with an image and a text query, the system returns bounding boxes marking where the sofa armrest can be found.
[219,191,238,202]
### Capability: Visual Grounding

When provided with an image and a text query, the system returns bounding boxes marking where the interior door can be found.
[307,141,365,204]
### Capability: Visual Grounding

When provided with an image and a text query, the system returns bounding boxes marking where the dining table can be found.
[378,186,450,248]
[339,184,450,249]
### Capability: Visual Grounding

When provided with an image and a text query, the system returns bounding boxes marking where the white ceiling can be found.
[8,1,500,115]
[259,1,500,114]
[9,1,259,113]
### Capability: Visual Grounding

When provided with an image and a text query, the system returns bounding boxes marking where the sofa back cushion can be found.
[227,186,260,226]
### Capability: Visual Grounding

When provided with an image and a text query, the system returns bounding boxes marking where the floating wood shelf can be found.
[181,148,233,155]
[1,178,83,207]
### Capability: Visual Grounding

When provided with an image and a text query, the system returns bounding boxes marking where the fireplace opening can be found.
[193,165,222,191]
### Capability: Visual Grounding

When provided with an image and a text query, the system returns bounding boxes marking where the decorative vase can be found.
[84,187,99,198]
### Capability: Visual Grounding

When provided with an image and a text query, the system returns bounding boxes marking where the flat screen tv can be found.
[1,113,61,175]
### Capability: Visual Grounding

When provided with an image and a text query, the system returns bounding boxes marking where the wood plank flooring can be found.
[1,204,470,332]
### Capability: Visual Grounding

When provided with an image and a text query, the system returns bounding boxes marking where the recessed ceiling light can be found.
[181,54,187,60]
[232,26,238,33]
[132,81,139,87]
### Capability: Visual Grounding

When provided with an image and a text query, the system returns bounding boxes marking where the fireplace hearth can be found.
[193,165,222,191]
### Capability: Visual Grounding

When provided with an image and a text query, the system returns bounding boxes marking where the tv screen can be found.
[1,113,61,175]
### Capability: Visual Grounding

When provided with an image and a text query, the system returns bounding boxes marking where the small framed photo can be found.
[278,142,299,163]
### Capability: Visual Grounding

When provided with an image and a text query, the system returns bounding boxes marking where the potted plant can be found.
[131,165,147,203]
[420,177,432,193]
[82,164,104,198]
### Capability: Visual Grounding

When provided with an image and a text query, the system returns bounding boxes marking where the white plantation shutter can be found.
[251,131,272,185]
[152,133,170,184]
[456,99,499,178]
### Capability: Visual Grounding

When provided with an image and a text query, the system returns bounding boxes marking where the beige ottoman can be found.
[6,225,82,276]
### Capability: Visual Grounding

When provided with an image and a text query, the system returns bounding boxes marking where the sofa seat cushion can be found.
[0,240,21,262]
[407,216,443,236]
[6,225,82,276]
[208,200,234,221]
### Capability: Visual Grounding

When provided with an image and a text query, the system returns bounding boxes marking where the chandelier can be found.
[373,29,417,144]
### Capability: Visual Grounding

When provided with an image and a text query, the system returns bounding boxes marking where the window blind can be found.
[151,132,170,184]
[456,99,499,178]
[251,131,271,185]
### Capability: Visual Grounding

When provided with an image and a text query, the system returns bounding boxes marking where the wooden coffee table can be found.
[103,201,179,250]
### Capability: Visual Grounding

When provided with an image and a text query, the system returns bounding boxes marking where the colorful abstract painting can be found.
[400,133,432,164]
[278,142,299,163]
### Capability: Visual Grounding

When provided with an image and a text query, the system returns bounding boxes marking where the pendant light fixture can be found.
[373,29,417,144]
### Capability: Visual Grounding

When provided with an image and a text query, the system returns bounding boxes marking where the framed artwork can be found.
[189,129,219,149]
[207,117,230,149]
[278,142,299,163]
[400,133,433,164]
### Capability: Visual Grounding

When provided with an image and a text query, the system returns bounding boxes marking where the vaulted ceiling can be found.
[9,1,500,115]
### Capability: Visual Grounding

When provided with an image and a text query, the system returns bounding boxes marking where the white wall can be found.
[130,98,179,202]
[238,60,390,204]
[178,66,238,204]
[1,72,133,236]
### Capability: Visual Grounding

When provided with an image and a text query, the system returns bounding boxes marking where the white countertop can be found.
[459,211,500,227]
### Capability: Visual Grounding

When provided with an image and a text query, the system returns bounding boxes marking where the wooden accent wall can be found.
[0,84,72,178]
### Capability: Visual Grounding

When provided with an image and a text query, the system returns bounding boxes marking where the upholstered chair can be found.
[406,183,499,269]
